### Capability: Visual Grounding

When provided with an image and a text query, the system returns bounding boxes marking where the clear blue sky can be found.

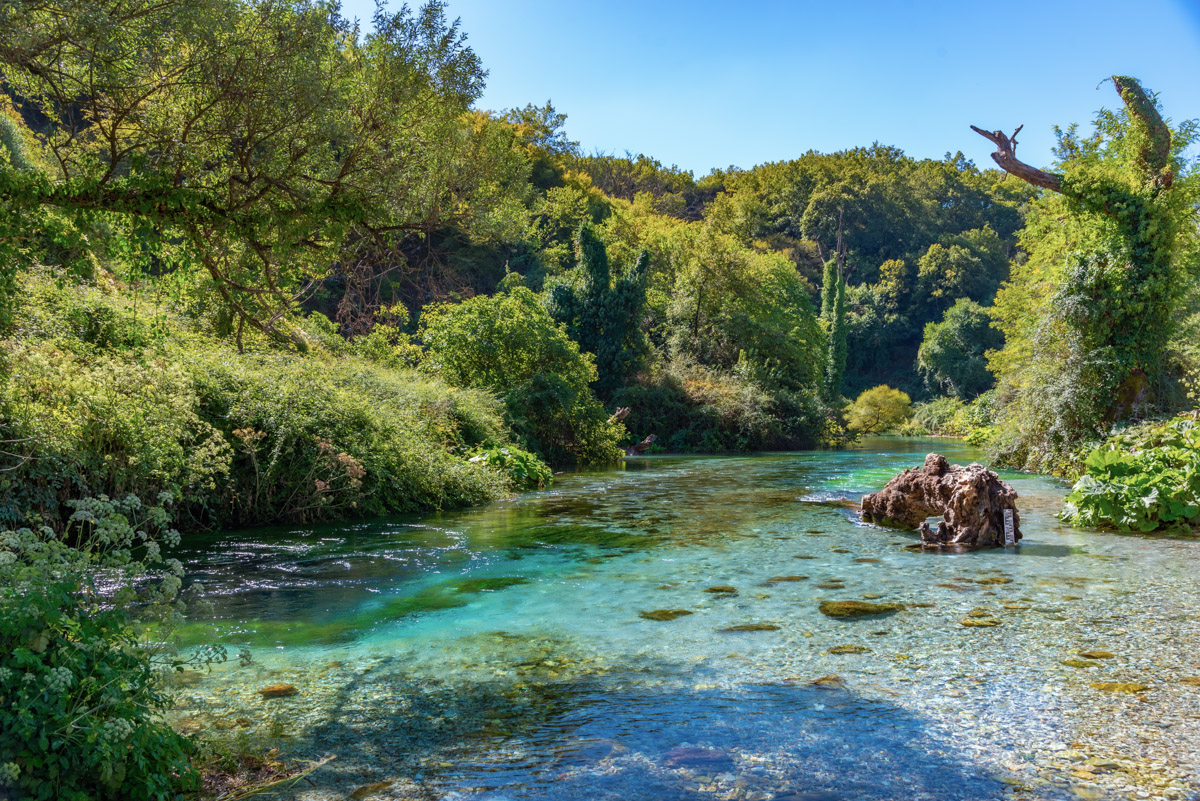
[343,0,1200,175]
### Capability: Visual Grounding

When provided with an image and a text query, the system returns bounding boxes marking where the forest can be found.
[0,0,1198,799]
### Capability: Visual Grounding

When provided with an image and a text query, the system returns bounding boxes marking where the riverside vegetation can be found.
[0,0,1198,797]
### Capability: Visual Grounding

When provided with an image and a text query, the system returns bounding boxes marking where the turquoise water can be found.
[172,439,1200,801]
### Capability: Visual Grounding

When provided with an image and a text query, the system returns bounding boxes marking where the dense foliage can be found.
[1062,414,1200,532]
[917,299,1002,399]
[0,494,198,800]
[420,284,623,463]
[985,80,1199,474]
[1,274,517,530]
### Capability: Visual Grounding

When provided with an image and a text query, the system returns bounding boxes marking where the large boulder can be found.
[860,453,1021,548]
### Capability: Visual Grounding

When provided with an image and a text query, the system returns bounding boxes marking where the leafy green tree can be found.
[419,285,623,463]
[0,0,506,347]
[846,385,913,434]
[546,224,649,397]
[917,299,1003,398]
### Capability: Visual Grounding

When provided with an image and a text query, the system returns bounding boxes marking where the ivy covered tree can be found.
[546,223,649,397]
[974,76,1199,469]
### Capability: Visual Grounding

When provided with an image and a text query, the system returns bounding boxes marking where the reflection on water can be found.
[172,438,1200,801]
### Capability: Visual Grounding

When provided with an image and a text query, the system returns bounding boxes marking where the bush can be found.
[0,494,199,800]
[612,362,827,452]
[420,285,624,463]
[1061,413,1200,532]
[846,385,913,434]
[1,274,520,530]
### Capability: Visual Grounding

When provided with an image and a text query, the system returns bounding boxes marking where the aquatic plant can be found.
[1061,413,1200,532]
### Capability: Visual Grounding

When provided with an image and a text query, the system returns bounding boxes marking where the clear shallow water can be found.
[172,438,1200,801]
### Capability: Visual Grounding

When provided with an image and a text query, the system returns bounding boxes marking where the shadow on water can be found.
[290,661,1018,801]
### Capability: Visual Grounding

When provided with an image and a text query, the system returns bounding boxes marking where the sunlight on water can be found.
[171,438,1200,801]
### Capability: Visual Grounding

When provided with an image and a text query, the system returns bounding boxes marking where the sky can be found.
[341,0,1200,176]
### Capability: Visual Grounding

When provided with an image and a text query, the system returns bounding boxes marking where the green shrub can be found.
[846,385,913,434]
[1,274,522,530]
[420,285,624,463]
[0,494,199,800]
[468,445,552,490]
[1061,413,1200,532]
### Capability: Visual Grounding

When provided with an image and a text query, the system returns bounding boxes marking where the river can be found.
[170,437,1200,801]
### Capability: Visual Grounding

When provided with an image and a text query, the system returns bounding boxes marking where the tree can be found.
[823,264,848,401]
[846,385,913,434]
[419,284,623,463]
[972,77,1197,424]
[0,0,505,348]
[546,224,649,397]
[917,299,1002,398]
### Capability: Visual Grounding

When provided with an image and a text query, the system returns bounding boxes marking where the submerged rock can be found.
[719,623,781,632]
[663,746,734,769]
[1077,649,1115,659]
[860,453,1022,548]
[1090,681,1151,694]
[818,600,903,619]
[1062,658,1101,668]
[639,609,693,621]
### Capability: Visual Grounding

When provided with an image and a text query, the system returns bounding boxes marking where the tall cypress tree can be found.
[825,275,848,401]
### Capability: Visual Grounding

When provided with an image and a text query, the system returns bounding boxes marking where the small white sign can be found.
[1004,509,1016,546]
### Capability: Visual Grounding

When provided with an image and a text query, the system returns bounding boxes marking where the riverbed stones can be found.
[818,600,903,619]
[860,453,1022,548]
[639,609,693,621]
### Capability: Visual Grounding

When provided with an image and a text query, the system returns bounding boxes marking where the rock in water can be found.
[860,453,1021,548]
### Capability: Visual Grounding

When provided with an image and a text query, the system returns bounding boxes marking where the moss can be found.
[1076,649,1115,659]
[719,623,780,632]
[827,644,871,654]
[818,601,903,619]
[638,609,693,621]
[454,576,530,593]
[1090,682,1150,694]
